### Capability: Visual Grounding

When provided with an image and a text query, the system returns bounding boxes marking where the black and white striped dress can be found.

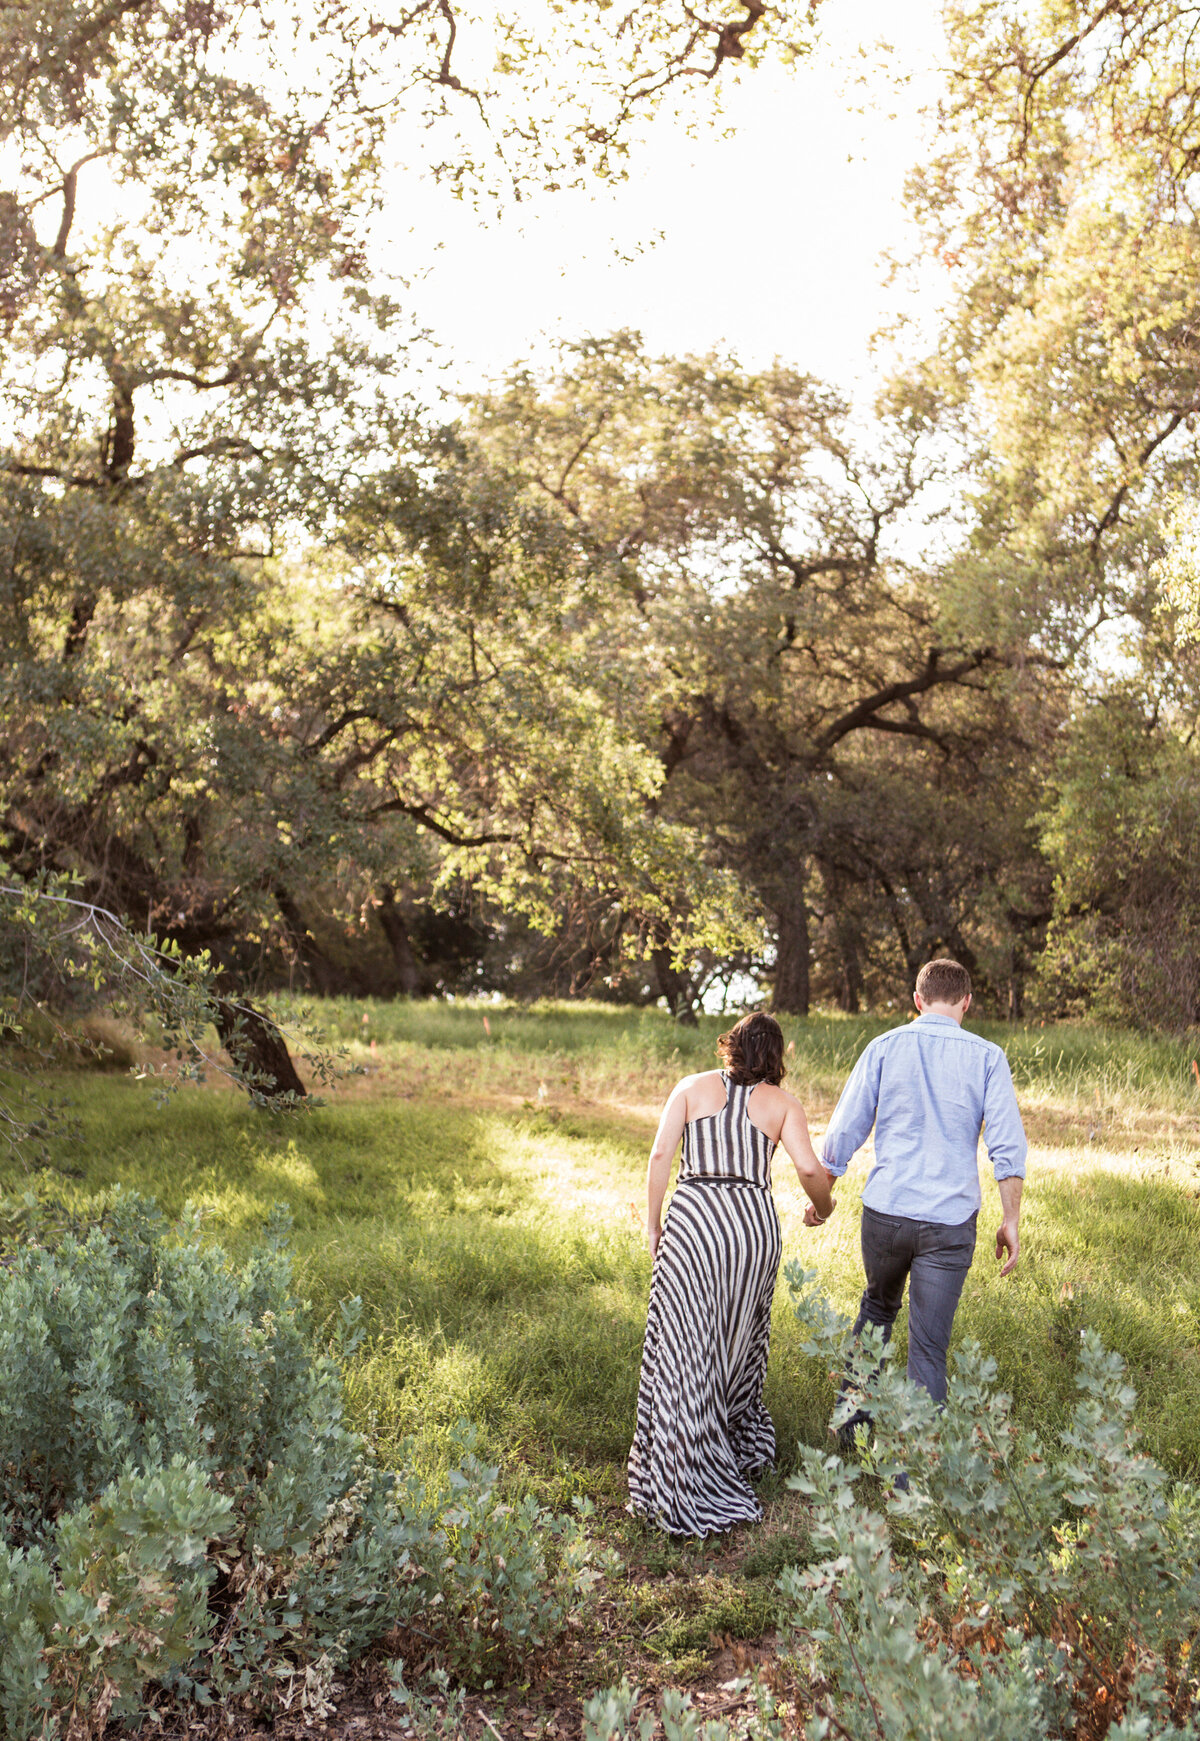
[628,1071,783,1536]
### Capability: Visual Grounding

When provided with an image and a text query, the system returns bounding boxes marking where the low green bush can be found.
[582,1676,785,1741]
[777,1262,1200,1739]
[0,1191,615,1735]
[435,1426,618,1681]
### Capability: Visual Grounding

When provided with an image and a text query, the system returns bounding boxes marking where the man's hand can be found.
[995,1175,1024,1277]
[804,1198,835,1228]
[995,1218,1020,1277]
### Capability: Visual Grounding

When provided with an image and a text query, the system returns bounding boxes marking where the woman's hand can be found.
[804,1197,835,1229]
[647,1223,661,1260]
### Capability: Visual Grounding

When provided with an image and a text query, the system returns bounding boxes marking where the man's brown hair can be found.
[717,1012,786,1086]
[915,958,972,1006]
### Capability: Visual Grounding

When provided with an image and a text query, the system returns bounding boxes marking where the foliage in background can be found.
[9,0,1200,1028]
[0,868,355,1164]
[7,0,1200,1031]
[0,1192,616,1735]
[1037,690,1200,1029]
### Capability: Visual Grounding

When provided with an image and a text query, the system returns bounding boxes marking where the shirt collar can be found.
[915,1012,962,1027]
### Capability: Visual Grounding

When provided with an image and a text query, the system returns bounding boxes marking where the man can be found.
[813,958,1026,1419]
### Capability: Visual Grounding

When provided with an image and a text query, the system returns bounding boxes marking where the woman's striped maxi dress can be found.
[628,1071,782,1536]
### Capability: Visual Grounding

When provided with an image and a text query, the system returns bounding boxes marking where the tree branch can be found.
[1090,409,1187,550]
[813,648,991,756]
[859,716,948,744]
[50,151,111,260]
[709,0,768,77]
[2,461,105,489]
[365,797,516,848]
[1017,2,1124,144]
[171,436,267,468]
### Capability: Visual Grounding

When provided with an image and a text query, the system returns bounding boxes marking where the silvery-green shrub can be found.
[0,1460,231,1738]
[781,1262,1200,1740]
[0,1191,614,1733]
[582,1676,784,1741]
[434,1425,621,1681]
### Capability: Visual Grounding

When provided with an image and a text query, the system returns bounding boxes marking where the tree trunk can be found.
[836,921,863,1014]
[273,886,340,994]
[1007,951,1025,1021]
[377,886,424,996]
[819,862,863,1013]
[944,929,981,987]
[214,997,307,1100]
[771,892,810,1016]
[651,940,699,1026]
[876,871,922,986]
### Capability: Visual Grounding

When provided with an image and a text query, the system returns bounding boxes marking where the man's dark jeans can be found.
[840,1204,977,1442]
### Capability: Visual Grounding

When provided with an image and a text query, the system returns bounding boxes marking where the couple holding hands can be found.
[627,958,1028,1538]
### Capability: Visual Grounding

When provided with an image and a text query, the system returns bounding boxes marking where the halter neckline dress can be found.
[628,1070,783,1536]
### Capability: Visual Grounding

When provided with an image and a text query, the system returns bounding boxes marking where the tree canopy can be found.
[896,0,1200,1026]
[3,0,1199,1098]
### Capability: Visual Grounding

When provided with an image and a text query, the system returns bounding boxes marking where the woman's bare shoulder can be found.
[662,1068,717,1104]
[753,1081,808,1116]
[674,1067,723,1090]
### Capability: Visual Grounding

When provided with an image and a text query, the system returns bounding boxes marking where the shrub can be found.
[780,1261,1200,1739]
[582,1677,784,1741]
[434,1426,619,1681]
[1,1460,231,1738]
[388,1662,468,1738]
[0,1191,615,1734]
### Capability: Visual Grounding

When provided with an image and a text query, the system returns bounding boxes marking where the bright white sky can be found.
[394,0,949,401]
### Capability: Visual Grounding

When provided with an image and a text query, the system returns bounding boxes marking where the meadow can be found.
[10,999,1200,1691]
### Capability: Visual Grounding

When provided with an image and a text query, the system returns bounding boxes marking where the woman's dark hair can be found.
[717,1012,786,1086]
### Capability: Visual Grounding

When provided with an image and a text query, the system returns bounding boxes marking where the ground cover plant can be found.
[778,1269,1200,1739]
[586,1297,1200,1740]
[0,1190,615,1737]
[4,1000,1200,1734]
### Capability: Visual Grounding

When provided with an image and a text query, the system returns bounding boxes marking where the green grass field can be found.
[10,999,1200,1689]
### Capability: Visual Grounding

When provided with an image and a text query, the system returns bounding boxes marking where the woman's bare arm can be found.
[778,1097,836,1223]
[645,1078,690,1258]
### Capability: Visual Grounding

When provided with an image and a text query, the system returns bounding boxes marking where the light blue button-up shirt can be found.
[820,1013,1028,1225]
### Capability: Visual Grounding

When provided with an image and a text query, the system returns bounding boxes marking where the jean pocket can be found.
[864,1206,905,1230]
[940,1232,977,1264]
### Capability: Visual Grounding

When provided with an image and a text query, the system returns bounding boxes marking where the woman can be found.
[627,1012,835,1536]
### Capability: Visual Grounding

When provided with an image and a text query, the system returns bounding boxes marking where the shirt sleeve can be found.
[983,1049,1028,1181]
[821,1040,884,1176]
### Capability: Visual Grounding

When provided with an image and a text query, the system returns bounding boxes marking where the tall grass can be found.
[302,996,1200,1119]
